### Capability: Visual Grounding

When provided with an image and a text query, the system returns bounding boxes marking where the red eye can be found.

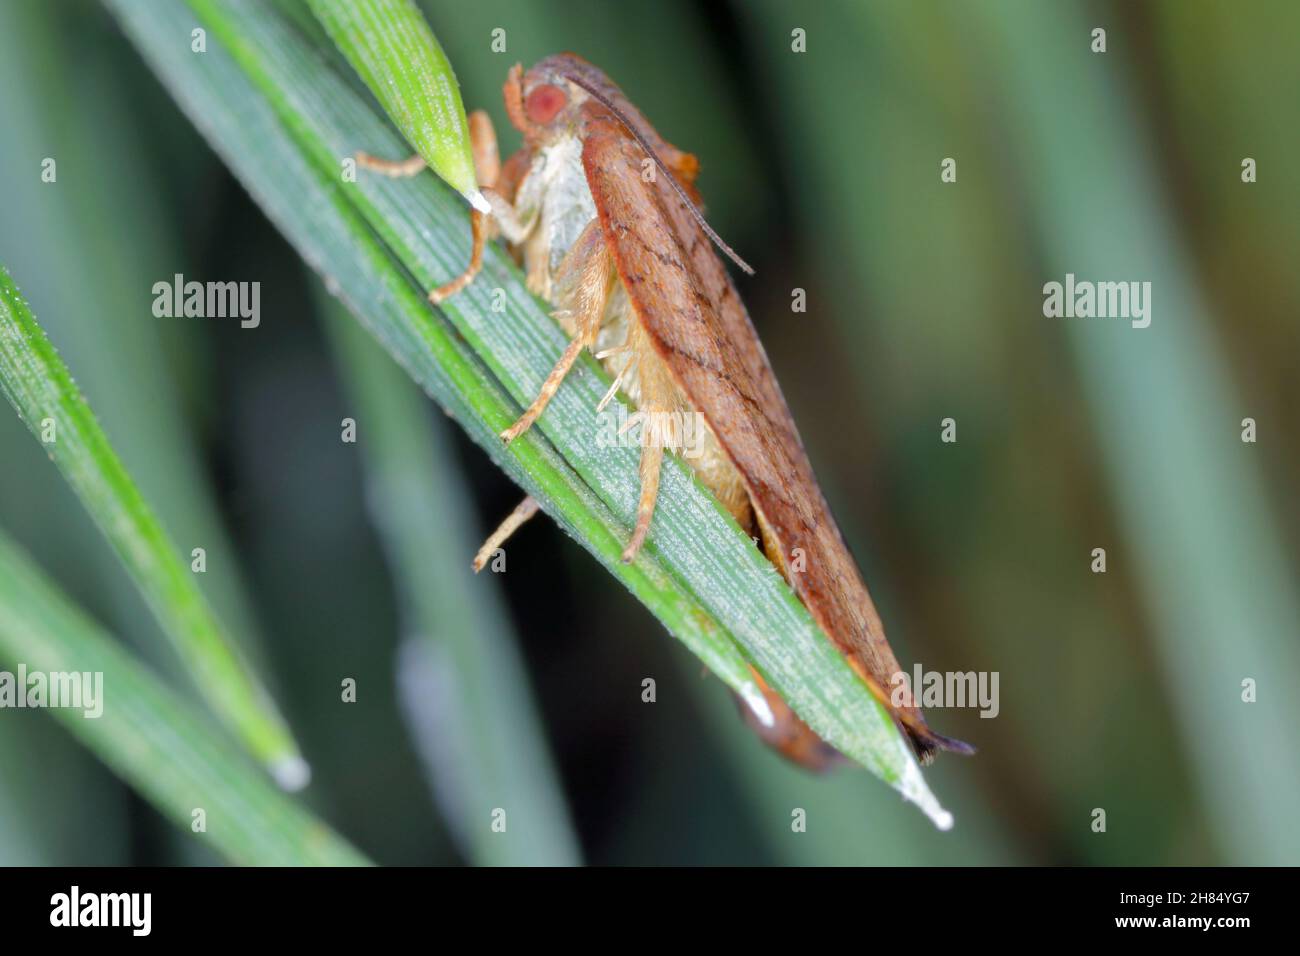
[525,84,567,125]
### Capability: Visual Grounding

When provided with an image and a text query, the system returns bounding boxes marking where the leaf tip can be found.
[270,754,312,792]
[898,754,954,830]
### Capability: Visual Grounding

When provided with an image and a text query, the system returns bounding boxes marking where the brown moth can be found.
[361,53,971,766]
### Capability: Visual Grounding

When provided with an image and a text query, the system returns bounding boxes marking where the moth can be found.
[360,53,972,766]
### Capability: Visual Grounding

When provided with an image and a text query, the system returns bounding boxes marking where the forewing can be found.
[580,112,957,756]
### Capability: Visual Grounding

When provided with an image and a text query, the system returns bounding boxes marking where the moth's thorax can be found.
[516,134,597,298]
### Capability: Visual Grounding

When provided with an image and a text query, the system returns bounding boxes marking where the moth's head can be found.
[504,53,620,145]
[504,53,756,276]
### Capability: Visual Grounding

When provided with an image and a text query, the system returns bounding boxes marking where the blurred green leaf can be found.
[966,0,1300,865]
[322,297,580,865]
[0,526,368,866]
[0,265,306,784]
[0,0,293,862]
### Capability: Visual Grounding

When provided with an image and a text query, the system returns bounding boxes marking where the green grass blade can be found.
[0,0,280,716]
[113,0,951,826]
[0,266,306,786]
[322,299,580,865]
[0,527,368,866]
[307,0,486,211]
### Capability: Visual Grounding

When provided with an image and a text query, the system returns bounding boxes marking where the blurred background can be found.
[1,0,1297,865]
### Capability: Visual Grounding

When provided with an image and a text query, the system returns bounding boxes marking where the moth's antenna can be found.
[564,73,755,275]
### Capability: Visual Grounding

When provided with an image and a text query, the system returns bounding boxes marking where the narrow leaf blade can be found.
[0,265,306,785]
[0,528,368,866]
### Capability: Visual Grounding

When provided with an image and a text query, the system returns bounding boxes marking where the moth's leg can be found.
[619,322,675,563]
[355,110,498,183]
[354,152,426,177]
[354,145,483,301]
[426,110,505,303]
[480,189,534,245]
[621,439,663,563]
[428,210,486,304]
[501,221,612,443]
[353,139,480,302]
[468,109,500,188]
[481,138,542,251]
[355,113,509,303]
[472,495,540,572]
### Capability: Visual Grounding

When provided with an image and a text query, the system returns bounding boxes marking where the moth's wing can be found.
[741,671,845,771]
[582,113,969,759]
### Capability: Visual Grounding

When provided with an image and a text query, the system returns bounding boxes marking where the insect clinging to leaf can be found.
[358,53,973,767]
